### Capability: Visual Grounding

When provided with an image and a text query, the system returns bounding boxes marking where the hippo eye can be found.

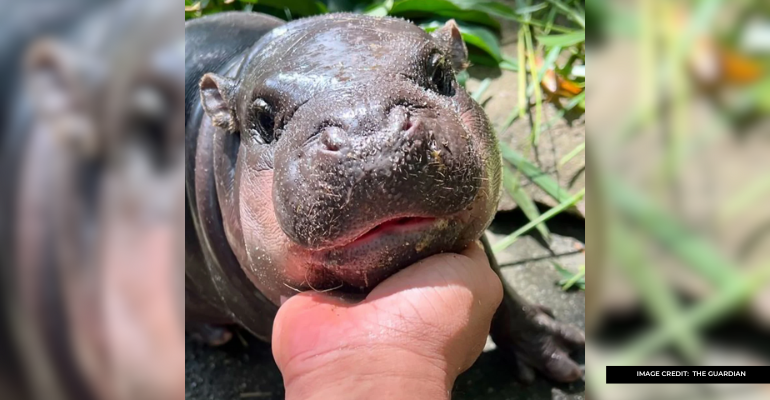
[251,98,277,143]
[428,53,454,96]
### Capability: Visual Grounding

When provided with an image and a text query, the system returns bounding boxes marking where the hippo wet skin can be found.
[185,12,584,382]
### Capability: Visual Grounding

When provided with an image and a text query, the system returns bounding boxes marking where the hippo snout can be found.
[272,93,482,250]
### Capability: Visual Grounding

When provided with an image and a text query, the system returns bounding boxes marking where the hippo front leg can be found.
[481,235,585,383]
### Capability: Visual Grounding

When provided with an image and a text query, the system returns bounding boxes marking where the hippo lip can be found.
[329,216,438,251]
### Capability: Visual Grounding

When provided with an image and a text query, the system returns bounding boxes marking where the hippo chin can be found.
[186,12,584,383]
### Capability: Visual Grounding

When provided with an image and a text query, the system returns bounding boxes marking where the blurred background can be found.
[589,0,770,400]
[0,0,183,400]
[0,0,767,399]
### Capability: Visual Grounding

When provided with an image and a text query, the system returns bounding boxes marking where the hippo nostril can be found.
[391,105,418,134]
[402,116,413,132]
[320,126,347,152]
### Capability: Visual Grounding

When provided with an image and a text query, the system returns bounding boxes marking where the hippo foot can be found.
[188,324,233,347]
[491,304,585,383]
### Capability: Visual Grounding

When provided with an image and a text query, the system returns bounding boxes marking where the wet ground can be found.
[185,210,586,400]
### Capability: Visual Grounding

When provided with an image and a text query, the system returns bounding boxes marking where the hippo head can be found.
[198,14,501,303]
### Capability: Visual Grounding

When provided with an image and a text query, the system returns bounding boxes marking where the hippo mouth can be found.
[294,212,468,292]
[342,216,438,249]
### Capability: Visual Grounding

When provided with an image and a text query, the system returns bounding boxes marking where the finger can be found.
[535,304,555,319]
[370,248,482,297]
[540,317,585,349]
[272,292,350,365]
[557,324,585,349]
[369,241,501,307]
[541,347,583,383]
[460,240,503,307]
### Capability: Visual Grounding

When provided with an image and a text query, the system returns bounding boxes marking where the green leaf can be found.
[364,0,393,16]
[422,20,501,62]
[467,52,500,67]
[537,31,586,47]
[571,64,585,78]
[503,167,551,241]
[456,0,517,20]
[537,45,562,85]
[391,0,501,30]
[458,0,572,33]
[515,3,548,14]
[546,0,585,28]
[499,55,518,72]
[499,142,573,204]
[240,0,327,16]
[326,0,375,12]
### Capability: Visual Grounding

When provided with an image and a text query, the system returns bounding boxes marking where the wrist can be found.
[281,346,454,400]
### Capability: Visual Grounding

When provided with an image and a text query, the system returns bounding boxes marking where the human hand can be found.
[272,241,503,400]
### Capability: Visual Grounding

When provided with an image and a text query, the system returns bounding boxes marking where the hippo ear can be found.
[200,73,238,132]
[431,20,469,71]
[24,39,90,115]
[24,39,100,156]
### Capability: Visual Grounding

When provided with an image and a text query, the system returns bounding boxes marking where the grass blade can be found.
[499,142,573,204]
[719,174,770,223]
[558,141,585,168]
[517,27,527,120]
[606,177,742,288]
[503,167,551,241]
[536,31,586,47]
[616,264,770,366]
[612,224,703,361]
[471,78,492,101]
[471,0,572,33]
[493,188,585,253]
[498,106,520,134]
[553,263,585,290]
[524,27,542,145]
